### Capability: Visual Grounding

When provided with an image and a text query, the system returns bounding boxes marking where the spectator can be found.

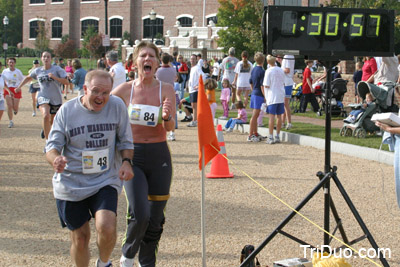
[187,54,206,127]
[218,47,239,109]
[204,78,218,120]
[362,57,377,83]
[353,62,363,103]
[106,51,126,89]
[248,52,266,142]
[277,54,295,130]
[70,59,87,96]
[263,55,285,144]
[224,101,247,132]
[233,51,253,108]
[219,78,231,120]
[300,60,319,113]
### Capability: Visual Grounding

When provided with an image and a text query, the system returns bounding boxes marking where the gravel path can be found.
[0,91,399,266]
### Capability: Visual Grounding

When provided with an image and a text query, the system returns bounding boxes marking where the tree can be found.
[0,0,23,46]
[34,20,50,52]
[216,0,264,58]
[54,39,77,59]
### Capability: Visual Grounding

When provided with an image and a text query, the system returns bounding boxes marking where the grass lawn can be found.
[209,89,387,151]
[12,57,98,75]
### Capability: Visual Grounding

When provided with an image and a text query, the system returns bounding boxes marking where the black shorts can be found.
[50,104,62,114]
[189,91,198,103]
[56,185,118,230]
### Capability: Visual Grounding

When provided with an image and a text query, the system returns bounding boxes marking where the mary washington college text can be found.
[300,245,392,259]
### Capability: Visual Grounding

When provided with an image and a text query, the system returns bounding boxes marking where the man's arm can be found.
[46,148,68,173]
[119,149,134,181]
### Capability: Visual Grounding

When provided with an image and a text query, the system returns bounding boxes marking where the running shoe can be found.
[187,121,197,127]
[181,116,192,122]
[13,111,17,115]
[8,121,14,128]
[32,111,36,117]
[286,123,293,130]
[247,135,252,142]
[266,137,275,144]
[251,135,261,142]
[226,128,233,132]
[274,135,281,143]
[230,103,236,110]
[96,258,113,267]
[40,129,45,139]
[218,116,228,120]
[120,255,134,267]
[167,132,176,141]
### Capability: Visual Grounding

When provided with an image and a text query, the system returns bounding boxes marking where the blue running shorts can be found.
[267,103,285,115]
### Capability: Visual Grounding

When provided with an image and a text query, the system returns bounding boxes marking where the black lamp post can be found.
[3,16,9,66]
[104,0,108,35]
[104,0,109,52]
[149,8,156,43]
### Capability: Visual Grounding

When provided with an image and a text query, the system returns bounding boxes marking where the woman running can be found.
[112,40,176,267]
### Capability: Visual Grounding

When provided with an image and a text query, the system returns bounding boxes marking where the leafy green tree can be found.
[216,0,264,58]
[0,0,23,46]
[34,20,50,52]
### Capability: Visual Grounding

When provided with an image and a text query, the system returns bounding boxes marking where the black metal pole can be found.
[104,0,108,35]
[104,0,108,53]
[323,61,333,250]
[3,24,6,66]
[240,173,332,267]
[151,19,155,43]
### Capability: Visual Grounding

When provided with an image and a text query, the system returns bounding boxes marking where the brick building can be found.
[22,0,220,49]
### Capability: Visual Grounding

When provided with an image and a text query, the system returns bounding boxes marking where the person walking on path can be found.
[111,41,176,267]
[2,57,24,128]
[28,59,41,117]
[46,70,134,267]
[248,52,266,142]
[16,51,68,142]
[263,55,285,144]
[299,60,319,113]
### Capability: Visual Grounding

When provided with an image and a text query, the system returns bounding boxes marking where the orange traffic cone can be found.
[206,124,234,178]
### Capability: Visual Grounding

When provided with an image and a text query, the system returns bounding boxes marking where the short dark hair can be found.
[161,53,171,64]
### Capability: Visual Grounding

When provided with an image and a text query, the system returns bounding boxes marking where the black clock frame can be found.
[262,5,395,59]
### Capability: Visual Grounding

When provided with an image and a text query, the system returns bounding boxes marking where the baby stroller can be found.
[290,83,303,113]
[317,78,348,117]
[339,81,399,138]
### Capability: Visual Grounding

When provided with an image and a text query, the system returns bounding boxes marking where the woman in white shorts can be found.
[233,51,253,108]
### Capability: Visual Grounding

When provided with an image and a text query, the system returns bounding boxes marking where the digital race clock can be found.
[263,6,395,59]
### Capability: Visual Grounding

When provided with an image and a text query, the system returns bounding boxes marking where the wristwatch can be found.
[122,158,133,166]
[163,114,172,121]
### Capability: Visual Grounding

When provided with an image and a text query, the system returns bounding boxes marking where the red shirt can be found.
[361,58,377,81]
[302,67,312,94]
[178,62,188,73]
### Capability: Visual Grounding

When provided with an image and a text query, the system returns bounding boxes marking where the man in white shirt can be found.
[187,54,206,127]
[277,54,295,130]
[106,51,126,89]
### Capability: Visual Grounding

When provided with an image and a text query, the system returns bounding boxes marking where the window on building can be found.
[178,17,192,27]
[81,19,99,37]
[143,18,164,39]
[52,0,63,2]
[274,0,301,5]
[52,20,63,38]
[207,16,218,25]
[29,21,44,38]
[30,0,45,3]
[110,18,122,38]
[309,0,319,6]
